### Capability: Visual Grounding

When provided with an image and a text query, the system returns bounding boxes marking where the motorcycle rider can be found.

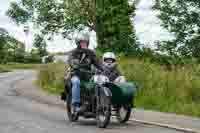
[66,32,102,113]
[102,52,126,83]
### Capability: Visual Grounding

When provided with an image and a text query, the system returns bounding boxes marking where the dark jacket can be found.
[101,65,121,82]
[68,48,102,80]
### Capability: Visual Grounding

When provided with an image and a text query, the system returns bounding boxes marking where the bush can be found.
[37,57,200,117]
[137,47,199,68]
[37,62,65,95]
[119,57,200,117]
[24,53,41,63]
[0,63,41,70]
[0,65,10,73]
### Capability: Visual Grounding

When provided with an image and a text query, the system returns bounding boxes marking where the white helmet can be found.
[75,33,89,48]
[102,52,117,69]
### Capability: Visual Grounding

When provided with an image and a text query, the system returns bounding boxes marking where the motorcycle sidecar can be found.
[104,82,137,123]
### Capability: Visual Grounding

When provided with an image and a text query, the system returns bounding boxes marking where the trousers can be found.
[71,75,81,105]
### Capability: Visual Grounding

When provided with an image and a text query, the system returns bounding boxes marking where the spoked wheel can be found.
[96,88,111,128]
[117,104,132,123]
[65,95,79,122]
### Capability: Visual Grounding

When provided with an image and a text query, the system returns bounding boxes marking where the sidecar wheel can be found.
[96,90,111,128]
[117,105,132,123]
[65,95,79,122]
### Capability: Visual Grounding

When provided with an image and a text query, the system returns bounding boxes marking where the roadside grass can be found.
[36,62,65,95]
[36,58,200,118]
[0,63,42,72]
[119,58,200,117]
[0,65,10,73]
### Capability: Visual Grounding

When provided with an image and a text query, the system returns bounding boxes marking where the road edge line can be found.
[130,119,200,133]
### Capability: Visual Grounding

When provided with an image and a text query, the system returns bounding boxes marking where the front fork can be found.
[95,85,112,111]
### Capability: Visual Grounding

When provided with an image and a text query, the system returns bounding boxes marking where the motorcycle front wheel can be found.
[96,88,111,128]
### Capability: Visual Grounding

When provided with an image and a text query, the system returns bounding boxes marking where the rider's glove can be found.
[114,76,126,83]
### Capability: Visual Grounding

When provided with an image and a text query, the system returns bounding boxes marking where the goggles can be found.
[104,58,116,63]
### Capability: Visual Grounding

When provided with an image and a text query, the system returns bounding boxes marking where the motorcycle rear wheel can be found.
[116,105,132,123]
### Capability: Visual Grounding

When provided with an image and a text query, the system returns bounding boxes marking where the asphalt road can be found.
[0,70,185,133]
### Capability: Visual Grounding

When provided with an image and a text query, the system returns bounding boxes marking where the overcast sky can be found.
[0,0,173,52]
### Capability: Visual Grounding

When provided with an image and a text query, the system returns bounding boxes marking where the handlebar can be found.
[79,69,94,74]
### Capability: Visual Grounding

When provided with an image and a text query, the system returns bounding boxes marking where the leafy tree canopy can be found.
[153,0,200,58]
[7,0,139,54]
[33,34,48,57]
[6,0,97,40]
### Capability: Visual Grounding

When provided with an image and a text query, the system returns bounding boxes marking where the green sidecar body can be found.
[80,81,137,106]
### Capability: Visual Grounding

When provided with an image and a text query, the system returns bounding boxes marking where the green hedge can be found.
[0,65,10,73]
[119,58,200,117]
[37,58,200,117]
[36,63,65,95]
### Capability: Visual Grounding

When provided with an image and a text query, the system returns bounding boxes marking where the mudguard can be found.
[102,87,112,97]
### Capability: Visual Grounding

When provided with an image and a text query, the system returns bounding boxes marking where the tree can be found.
[0,28,9,49]
[7,0,139,54]
[0,27,28,63]
[153,0,200,59]
[33,34,48,57]
[0,28,10,63]
[96,0,138,54]
[6,0,97,40]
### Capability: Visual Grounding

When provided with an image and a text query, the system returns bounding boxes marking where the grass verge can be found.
[36,62,65,95]
[0,65,10,73]
[119,58,200,117]
[0,63,43,72]
[36,58,200,118]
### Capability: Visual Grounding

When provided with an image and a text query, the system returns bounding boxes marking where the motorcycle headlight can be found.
[93,75,109,84]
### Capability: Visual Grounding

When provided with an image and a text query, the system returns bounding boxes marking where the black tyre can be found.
[117,105,132,123]
[96,88,111,128]
[65,95,79,122]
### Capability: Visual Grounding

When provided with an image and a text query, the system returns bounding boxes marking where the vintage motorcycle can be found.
[61,65,137,128]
